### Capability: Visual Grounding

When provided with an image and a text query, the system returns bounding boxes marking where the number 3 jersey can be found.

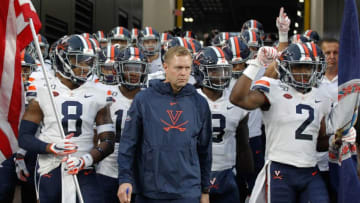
[253,77,332,168]
[97,86,133,178]
[198,89,248,171]
[28,77,112,174]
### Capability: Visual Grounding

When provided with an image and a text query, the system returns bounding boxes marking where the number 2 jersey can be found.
[27,77,112,174]
[198,89,248,171]
[96,85,133,178]
[253,77,332,167]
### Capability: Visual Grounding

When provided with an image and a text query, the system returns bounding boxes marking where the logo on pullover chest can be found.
[160,110,188,132]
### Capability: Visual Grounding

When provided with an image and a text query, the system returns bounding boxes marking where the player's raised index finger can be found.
[279,7,284,18]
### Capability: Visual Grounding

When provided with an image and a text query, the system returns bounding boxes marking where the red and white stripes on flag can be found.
[0,0,41,161]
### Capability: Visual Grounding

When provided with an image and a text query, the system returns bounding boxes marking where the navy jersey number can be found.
[295,104,314,140]
[212,114,226,143]
[62,101,83,137]
[114,109,124,143]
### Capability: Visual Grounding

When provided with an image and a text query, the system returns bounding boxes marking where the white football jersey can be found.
[315,76,338,171]
[198,89,248,171]
[96,85,134,178]
[226,68,266,138]
[254,77,331,167]
[148,53,163,74]
[29,77,112,173]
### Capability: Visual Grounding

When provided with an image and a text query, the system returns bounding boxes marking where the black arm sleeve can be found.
[91,131,115,164]
[18,120,48,154]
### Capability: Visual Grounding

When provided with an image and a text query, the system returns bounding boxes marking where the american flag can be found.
[0,0,41,161]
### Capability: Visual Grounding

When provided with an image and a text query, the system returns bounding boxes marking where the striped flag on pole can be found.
[0,0,41,161]
[329,0,360,202]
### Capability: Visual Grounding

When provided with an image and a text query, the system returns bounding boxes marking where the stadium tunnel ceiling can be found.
[182,0,303,33]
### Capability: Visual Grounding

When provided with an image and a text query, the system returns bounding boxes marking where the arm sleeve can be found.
[18,120,48,154]
[197,101,213,190]
[117,96,142,185]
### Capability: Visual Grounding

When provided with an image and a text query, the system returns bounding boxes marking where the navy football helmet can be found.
[137,27,161,56]
[93,30,108,48]
[108,26,131,49]
[131,28,139,46]
[290,34,309,44]
[304,42,327,84]
[223,37,251,78]
[302,30,320,43]
[20,50,36,84]
[55,35,97,85]
[241,19,265,40]
[241,30,263,58]
[160,32,174,46]
[182,30,197,40]
[97,45,122,85]
[187,38,202,56]
[117,47,148,89]
[212,32,230,47]
[277,43,319,91]
[26,34,49,60]
[193,46,232,90]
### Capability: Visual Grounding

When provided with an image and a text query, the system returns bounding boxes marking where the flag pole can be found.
[28,18,84,203]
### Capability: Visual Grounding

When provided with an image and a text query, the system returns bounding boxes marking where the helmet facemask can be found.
[97,60,119,85]
[201,64,232,91]
[138,37,160,56]
[279,60,318,91]
[56,49,96,85]
[118,60,148,89]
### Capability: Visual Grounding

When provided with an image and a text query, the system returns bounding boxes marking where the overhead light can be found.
[188,17,194,22]
[293,30,297,34]
[181,7,185,12]
[299,0,304,2]
[297,10,302,17]
[295,22,299,28]
[184,18,188,22]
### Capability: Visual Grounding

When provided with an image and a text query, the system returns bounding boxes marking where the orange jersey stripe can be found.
[28,85,36,91]
[255,80,270,87]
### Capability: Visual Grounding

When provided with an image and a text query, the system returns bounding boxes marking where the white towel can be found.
[61,162,76,203]
[249,160,271,203]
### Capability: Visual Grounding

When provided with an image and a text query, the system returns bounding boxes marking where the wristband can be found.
[243,59,262,81]
[97,123,115,134]
[278,32,288,43]
[82,153,94,167]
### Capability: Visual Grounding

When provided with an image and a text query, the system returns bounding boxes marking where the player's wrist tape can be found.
[278,32,288,43]
[82,153,93,167]
[244,59,262,80]
[96,123,115,134]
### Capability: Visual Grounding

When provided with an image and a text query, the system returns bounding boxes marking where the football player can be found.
[108,26,131,50]
[96,46,148,203]
[18,34,115,202]
[137,26,162,74]
[193,46,253,203]
[230,44,331,202]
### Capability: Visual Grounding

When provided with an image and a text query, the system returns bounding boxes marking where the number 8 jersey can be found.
[198,89,248,171]
[253,76,331,167]
[28,77,112,173]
